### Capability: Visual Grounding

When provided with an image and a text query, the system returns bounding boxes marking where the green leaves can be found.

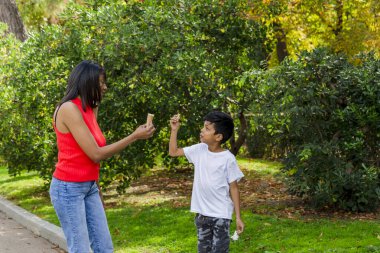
[0,0,271,192]
[254,48,380,211]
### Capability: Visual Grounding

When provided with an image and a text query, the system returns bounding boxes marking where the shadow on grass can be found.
[4,184,48,200]
[0,174,37,184]
[106,201,380,253]
[107,204,196,253]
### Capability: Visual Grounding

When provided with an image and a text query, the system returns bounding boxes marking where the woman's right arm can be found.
[57,102,155,163]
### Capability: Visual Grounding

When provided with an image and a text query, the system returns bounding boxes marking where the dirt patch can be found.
[104,168,380,220]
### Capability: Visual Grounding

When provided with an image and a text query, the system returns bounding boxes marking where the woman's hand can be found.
[132,124,156,140]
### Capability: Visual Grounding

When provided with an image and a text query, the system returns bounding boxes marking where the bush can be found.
[257,48,380,211]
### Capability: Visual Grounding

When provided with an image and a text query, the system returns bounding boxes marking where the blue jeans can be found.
[49,177,114,253]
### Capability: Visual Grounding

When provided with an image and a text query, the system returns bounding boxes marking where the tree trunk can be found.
[229,111,248,156]
[333,0,344,36]
[274,22,288,63]
[0,0,26,41]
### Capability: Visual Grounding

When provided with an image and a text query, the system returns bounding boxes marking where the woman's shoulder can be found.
[57,101,82,118]
[53,100,82,132]
[60,100,77,110]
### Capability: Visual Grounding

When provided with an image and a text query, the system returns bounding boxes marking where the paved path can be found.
[0,196,67,252]
[0,211,65,253]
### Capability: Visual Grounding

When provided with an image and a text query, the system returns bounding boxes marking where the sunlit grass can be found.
[0,167,59,224]
[1,163,379,252]
[237,157,283,177]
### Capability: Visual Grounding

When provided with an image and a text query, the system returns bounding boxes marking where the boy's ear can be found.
[215,133,223,142]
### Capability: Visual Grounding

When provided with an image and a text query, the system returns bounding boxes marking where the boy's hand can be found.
[236,218,244,234]
[170,114,181,131]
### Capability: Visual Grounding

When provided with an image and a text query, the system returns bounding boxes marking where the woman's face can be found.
[99,75,107,97]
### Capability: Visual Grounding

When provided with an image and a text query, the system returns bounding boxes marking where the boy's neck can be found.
[207,143,224,153]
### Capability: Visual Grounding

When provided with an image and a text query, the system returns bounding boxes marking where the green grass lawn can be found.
[0,162,379,253]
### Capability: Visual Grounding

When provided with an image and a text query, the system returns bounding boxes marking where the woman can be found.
[49,60,155,253]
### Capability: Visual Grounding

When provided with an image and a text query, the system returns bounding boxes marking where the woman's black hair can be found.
[203,111,234,144]
[59,60,106,111]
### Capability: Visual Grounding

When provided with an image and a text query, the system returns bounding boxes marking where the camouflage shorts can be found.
[194,213,231,253]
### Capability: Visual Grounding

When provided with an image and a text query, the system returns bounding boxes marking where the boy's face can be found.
[200,121,223,145]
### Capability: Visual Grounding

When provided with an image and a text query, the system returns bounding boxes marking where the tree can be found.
[287,0,380,57]
[15,0,75,31]
[249,0,380,64]
[0,0,26,41]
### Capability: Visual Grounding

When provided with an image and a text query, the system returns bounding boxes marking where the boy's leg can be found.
[211,217,231,253]
[85,182,114,253]
[195,214,213,253]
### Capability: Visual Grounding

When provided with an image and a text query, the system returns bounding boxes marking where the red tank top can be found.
[53,97,106,182]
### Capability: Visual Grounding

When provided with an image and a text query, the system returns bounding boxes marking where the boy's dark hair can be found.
[60,60,106,111]
[204,111,234,144]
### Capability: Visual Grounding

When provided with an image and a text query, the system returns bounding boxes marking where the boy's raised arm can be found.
[169,114,184,157]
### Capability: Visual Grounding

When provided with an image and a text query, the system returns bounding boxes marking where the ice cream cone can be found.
[146,113,154,126]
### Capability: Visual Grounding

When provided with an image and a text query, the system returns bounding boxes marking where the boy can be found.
[169,111,244,253]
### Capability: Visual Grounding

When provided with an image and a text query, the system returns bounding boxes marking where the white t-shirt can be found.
[183,143,244,219]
